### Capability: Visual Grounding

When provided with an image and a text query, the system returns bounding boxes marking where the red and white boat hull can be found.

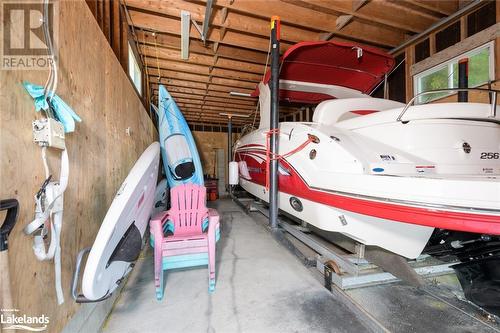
[235,114,500,259]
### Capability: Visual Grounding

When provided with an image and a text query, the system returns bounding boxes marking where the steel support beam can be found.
[269,17,280,231]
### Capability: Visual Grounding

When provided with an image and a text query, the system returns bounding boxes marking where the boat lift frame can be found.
[232,195,457,290]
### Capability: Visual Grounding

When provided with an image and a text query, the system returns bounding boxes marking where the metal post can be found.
[269,16,280,230]
[227,116,232,194]
[227,116,232,161]
[458,58,468,102]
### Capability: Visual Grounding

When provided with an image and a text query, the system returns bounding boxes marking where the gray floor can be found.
[102,199,500,333]
[102,199,376,333]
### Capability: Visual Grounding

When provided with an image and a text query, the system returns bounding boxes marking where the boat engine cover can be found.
[453,257,500,316]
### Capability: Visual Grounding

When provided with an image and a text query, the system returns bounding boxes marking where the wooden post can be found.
[460,16,467,41]
[120,5,129,72]
[112,0,121,59]
[429,33,436,56]
[85,0,97,19]
[97,0,104,30]
[405,45,415,103]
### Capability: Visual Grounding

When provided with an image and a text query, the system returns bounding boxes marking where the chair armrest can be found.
[207,208,220,232]
[149,211,170,243]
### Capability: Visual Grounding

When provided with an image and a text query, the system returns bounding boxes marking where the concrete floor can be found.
[102,199,377,333]
[102,199,500,333]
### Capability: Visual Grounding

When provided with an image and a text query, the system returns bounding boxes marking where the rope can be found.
[264,129,315,190]
[42,0,57,119]
[154,33,161,82]
[251,34,272,128]
[141,29,154,132]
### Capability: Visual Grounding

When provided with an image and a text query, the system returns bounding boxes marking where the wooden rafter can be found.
[285,0,438,33]
[206,0,405,47]
[119,0,462,128]
[404,0,458,16]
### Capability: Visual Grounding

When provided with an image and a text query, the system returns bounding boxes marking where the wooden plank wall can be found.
[0,1,157,332]
[399,1,499,102]
[192,131,238,180]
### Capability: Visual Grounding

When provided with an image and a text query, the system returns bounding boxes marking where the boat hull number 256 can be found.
[480,152,499,159]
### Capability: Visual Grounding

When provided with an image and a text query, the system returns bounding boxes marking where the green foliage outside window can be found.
[416,45,491,103]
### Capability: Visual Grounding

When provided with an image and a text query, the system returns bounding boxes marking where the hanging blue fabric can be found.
[22,81,82,133]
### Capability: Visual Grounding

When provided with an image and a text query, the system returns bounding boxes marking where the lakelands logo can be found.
[0,310,49,331]
[1,0,59,70]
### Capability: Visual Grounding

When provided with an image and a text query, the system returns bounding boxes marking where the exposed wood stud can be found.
[320,32,335,41]
[406,0,458,16]
[112,0,120,59]
[336,15,354,31]
[120,5,129,72]
[405,45,415,103]
[352,0,369,11]
[221,7,228,24]
[103,0,111,41]
[219,27,227,41]
[98,0,104,30]
[460,16,467,41]
[429,33,436,55]
[86,0,97,18]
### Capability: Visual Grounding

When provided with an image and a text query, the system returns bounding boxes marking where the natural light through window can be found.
[414,42,494,103]
[128,43,142,96]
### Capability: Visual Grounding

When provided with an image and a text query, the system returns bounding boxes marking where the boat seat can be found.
[312,97,405,126]
[336,102,496,130]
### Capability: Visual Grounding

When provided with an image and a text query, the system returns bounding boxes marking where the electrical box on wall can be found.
[32,118,66,150]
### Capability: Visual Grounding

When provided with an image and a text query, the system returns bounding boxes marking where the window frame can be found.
[413,41,495,103]
[128,42,142,96]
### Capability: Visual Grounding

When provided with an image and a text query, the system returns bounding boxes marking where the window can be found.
[128,43,142,96]
[435,21,460,53]
[467,1,496,37]
[415,38,430,63]
[414,42,494,103]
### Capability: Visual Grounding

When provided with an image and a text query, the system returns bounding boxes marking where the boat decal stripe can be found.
[235,150,500,235]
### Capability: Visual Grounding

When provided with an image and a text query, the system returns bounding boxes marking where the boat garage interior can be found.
[1,0,499,332]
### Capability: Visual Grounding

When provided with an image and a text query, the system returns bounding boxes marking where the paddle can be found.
[0,199,19,333]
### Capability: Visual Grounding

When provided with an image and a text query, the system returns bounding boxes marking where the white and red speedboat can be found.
[234,41,500,261]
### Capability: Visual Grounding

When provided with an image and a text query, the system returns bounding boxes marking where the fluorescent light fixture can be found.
[180,11,190,60]
[229,91,252,97]
[219,112,250,118]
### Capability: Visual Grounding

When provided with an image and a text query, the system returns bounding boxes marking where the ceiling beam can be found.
[128,9,293,52]
[182,111,251,122]
[173,97,257,111]
[140,44,265,74]
[150,84,257,103]
[166,91,257,106]
[385,0,449,20]
[135,30,268,64]
[178,103,254,114]
[125,0,320,43]
[147,67,257,89]
[403,0,458,16]
[286,0,437,33]
[209,0,404,47]
[143,57,262,83]
[150,77,255,94]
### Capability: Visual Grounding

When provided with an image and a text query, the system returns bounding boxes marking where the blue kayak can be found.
[158,85,204,187]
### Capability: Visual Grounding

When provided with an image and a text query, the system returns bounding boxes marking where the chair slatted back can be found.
[169,184,208,236]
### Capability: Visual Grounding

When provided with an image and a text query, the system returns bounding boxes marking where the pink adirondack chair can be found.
[149,183,219,300]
